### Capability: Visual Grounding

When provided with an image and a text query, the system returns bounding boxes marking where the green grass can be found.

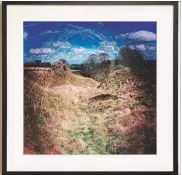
[69,128,94,141]
[66,100,110,154]
[68,128,109,154]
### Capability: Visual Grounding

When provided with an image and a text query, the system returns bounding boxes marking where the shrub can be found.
[51,59,69,76]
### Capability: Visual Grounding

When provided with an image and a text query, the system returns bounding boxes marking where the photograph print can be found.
[24,22,156,155]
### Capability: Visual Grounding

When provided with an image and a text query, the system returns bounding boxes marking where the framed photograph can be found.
[2,1,179,174]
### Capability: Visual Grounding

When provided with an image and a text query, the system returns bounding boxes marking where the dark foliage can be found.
[81,53,113,81]
[120,46,145,68]
[24,61,51,67]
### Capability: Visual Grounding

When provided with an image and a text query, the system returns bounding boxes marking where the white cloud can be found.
[53,41,71,48]
[100,41,116,49]
[135,44,146,51]
[29,48,41,55]
[100,41,116,47]
[24,32,28,39]
[51,47,106,63]
[71,47,87,53]
[135,44,156,51]
[71,47,103,55]
[120,30,156,43]
[42,48,55,54]
[29,48,55,55]
[131,44,156,60]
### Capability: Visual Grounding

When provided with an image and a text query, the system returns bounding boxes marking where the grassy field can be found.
[24,66,156,154]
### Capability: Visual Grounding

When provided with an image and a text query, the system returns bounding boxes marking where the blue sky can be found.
[24,22,156,64]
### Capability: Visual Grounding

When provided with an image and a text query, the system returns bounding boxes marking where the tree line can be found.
[51,46,156,81]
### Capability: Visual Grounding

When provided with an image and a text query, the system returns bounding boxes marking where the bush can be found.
[51,59,69,76]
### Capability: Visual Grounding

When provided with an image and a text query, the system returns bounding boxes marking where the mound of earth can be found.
[24,67,156,155]
[99,68,156,154]
[24,70,107,154]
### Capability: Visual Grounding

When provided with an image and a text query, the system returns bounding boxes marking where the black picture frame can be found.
[2,1,179,175]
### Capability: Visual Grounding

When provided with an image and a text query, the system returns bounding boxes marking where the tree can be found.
[120,46,145,68]
[82,54,99,77]
[98,53,112,75]
[82,53,112,82]
[99,53,110,63]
